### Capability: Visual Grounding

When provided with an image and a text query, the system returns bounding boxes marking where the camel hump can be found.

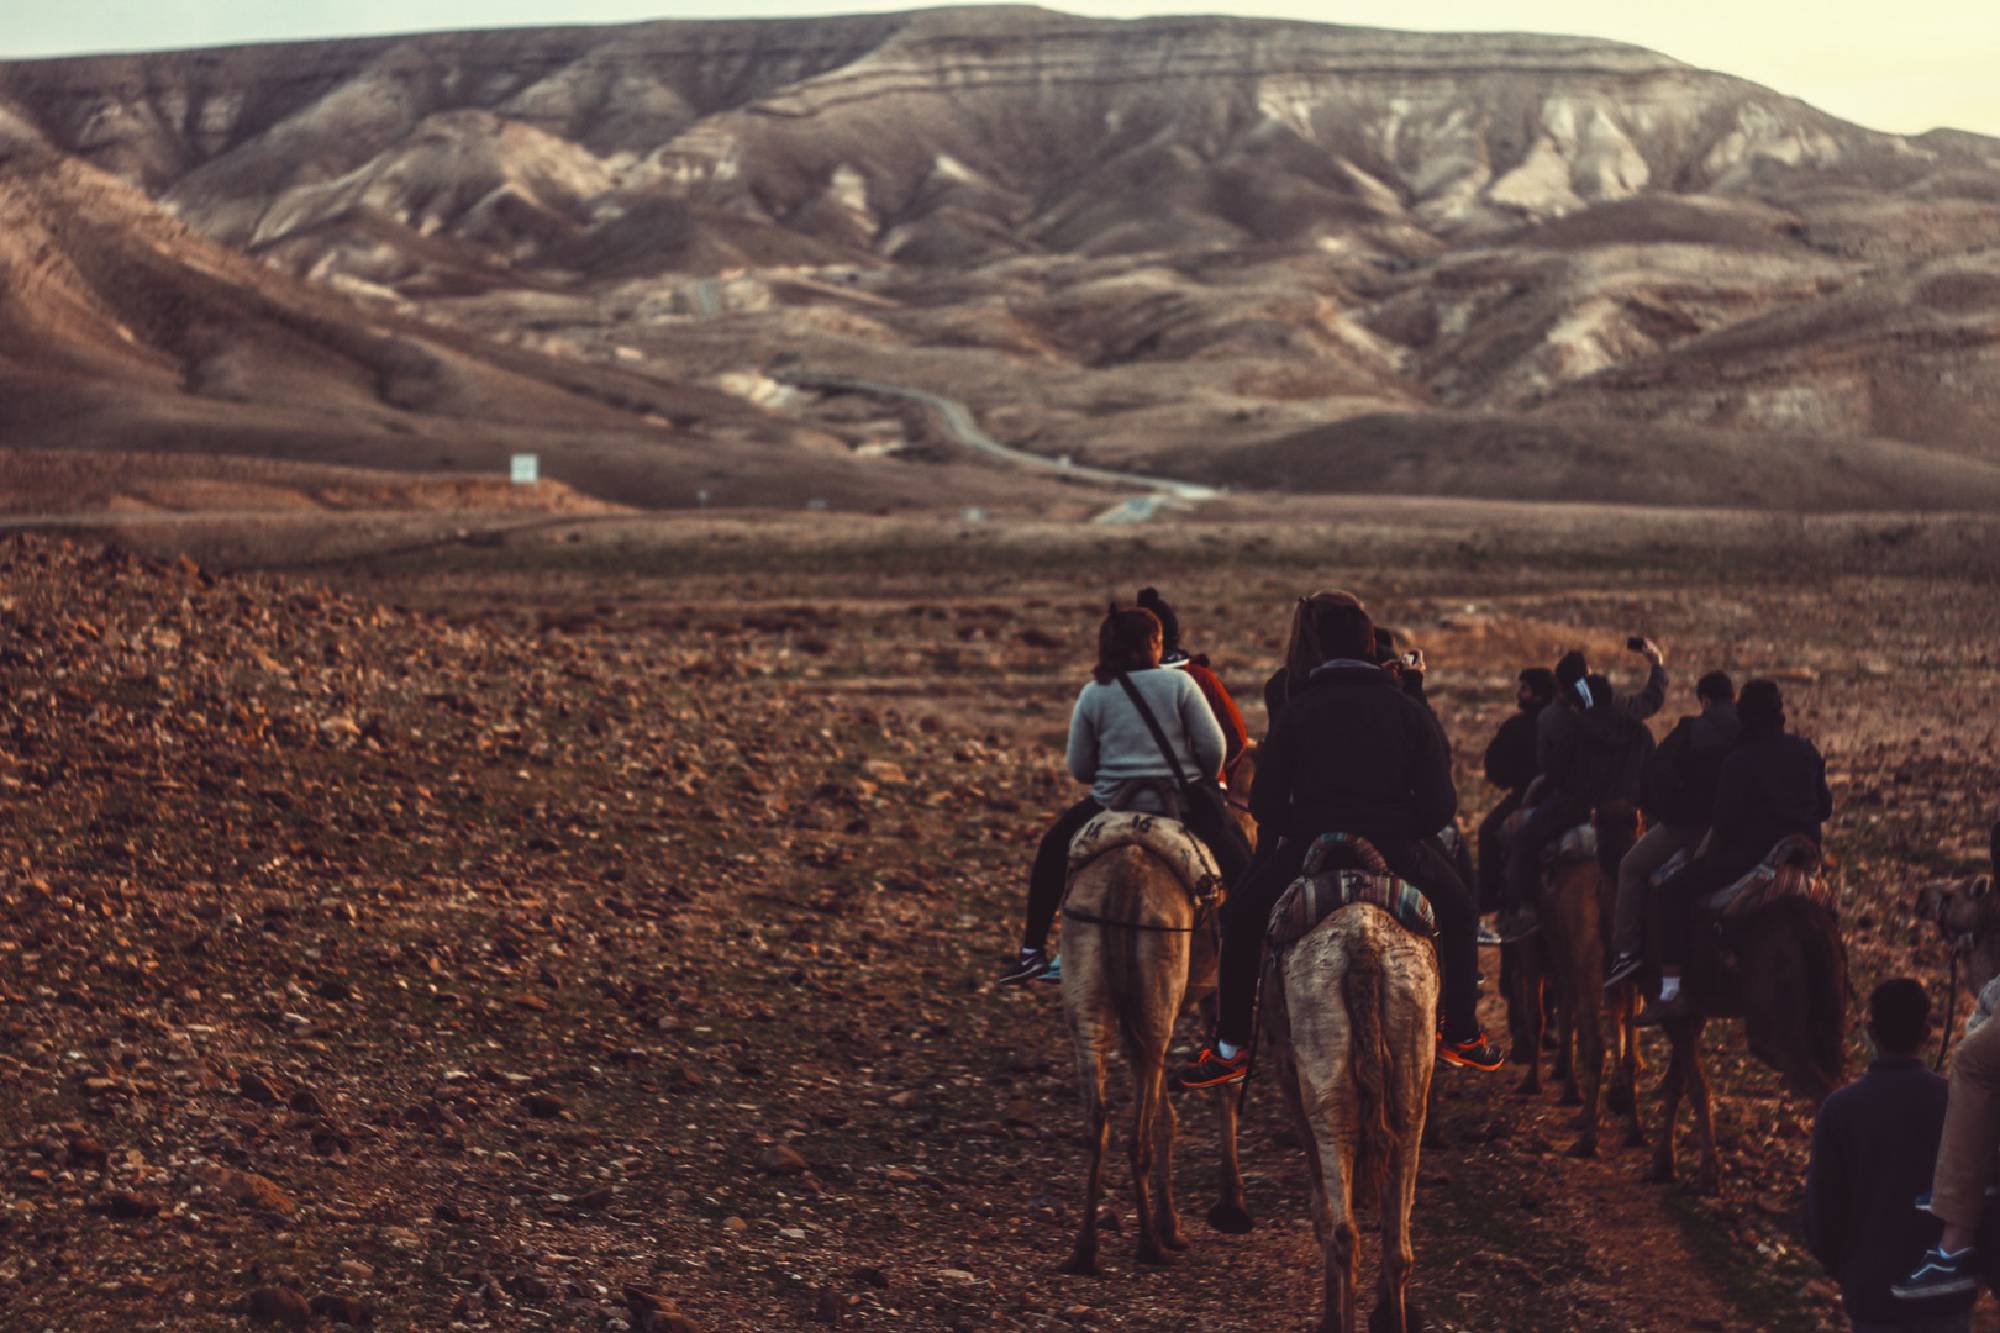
[1706,835,1830,918]
[1065,811,1219,902]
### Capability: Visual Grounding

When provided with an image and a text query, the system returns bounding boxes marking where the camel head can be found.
[1915,873,2000,992]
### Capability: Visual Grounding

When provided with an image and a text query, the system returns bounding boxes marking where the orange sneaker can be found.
[1437,1032,1506,1071]
[1172,1045,1248,1090]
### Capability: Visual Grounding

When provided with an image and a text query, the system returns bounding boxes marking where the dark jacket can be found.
[1483,706,1545,794]
[1642,701,1741,829]
[1709,730,1832,867]
[1536,685,1654,816]
[1805,1057,1969,1324]
[1252,663,1456,844]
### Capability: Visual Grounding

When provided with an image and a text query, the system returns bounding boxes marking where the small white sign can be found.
[510,454,539,485]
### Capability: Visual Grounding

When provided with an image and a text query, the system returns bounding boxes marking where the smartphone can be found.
[1626,635,1647,651]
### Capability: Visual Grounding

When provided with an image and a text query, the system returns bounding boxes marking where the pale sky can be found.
[3,0,1997,138]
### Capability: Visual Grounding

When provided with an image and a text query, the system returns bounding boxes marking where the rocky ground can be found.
[2,514,1997,1330]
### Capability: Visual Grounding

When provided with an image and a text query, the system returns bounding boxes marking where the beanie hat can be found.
[1555,650,1589,690]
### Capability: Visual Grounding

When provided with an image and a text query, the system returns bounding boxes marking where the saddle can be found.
[1702,835,1831,918]
[1266,832,1437,953]
[1649,835,1832,918]
[1066,811,1221,905]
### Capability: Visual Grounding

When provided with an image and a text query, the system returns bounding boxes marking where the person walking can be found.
[1808,978,1975,1331]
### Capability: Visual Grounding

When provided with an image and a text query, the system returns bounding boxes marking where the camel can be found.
[1260,840,1438,1333]
[1525,802,1647,1157]
[1915,869,2000,1034]
[1055,747,1256,1275]
[1643,846,1847,1194]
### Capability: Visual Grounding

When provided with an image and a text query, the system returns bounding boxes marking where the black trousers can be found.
[1022,796,1252,953]
[1023,797,1103,952]
[1216,833,1481,1047]
[1503,799,1586,912]
[1655,847,1763,967]
[1476,791,1525,914]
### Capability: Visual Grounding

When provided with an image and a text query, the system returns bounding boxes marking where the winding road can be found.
[774,370,1219,514]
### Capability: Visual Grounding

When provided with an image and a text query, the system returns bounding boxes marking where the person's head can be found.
[1867,978,1930,1058]
[1696,671,1735,707]
[1281,590,1375,696]
[1738,678,1786,734]
[1092,606,1163,684]
[1518,667,1557,711]
[1555,649,1590,696]
[1372,626,1398,666]
[1135,587,1183,659]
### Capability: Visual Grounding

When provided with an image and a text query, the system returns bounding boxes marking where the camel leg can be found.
[1555,989,1581,1106]
[1063,1040,1109,1274]
[1208,1081,1255,1234]
[1373,976,1434,1333]
[1645,1026,1687,1185]
[1569,962,1605,1158]
[1609,989,1646,1148]
[1514,965,1544,1097]
[1682,1018,1720,1195]
[1128,1053,1171,1266]
[1150,1079,1188,1251]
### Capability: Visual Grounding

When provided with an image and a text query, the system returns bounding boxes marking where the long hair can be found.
[1093,606,1162,685]
[1281,590,1373,701]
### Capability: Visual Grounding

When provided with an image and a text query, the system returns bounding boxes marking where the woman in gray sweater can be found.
[998,605,1231,985]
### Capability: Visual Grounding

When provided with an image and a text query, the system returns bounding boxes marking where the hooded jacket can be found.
[1252,662,1456,843]
[1708,728,1832,867]
[1642,700,1740,829]
[1537,677,1654,815]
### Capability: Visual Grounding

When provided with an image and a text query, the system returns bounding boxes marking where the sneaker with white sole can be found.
[1893,1247,1978,1300]
[1604,953,1643,989]
[996,947,1054,987]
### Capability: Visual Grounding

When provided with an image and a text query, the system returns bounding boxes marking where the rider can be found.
[1173,591,1504,1087]
[1605,671,1740,986]
[1137,586,1248,765]
[998,605,1232,986]
[1637,679,1832,1024]
[1477,667,1560,914]
[1493,640,1666,942]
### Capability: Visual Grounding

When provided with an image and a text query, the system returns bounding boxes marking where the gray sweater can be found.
[1067,668,1226,808]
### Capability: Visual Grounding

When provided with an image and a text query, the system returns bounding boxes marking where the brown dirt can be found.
[1,513,1997,1330]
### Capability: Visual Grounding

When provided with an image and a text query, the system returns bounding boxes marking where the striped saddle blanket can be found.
[1267,832,1438,951]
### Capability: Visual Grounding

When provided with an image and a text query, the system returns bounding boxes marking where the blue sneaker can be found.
[1038,954,1063,983]
[996,948,1052,987]
[1892,1247,1978,1300]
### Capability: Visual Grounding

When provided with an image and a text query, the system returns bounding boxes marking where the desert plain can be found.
[0,499,1994,1331]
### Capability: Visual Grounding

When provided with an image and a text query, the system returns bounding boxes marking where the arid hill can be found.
[5,6,2000,510]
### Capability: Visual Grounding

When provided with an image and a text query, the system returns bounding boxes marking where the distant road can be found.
[774,371,1218,502]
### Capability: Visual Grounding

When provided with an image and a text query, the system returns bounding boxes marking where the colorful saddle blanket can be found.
[1650,834,1833,918]
[1267,832,1437,951]
[1066,811,1221,903]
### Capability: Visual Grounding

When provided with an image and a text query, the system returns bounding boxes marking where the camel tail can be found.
[1098,863,1152,1054]
[1342,948,1395,1207]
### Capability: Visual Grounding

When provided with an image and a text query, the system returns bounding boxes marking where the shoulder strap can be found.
[1114,672,1192,787]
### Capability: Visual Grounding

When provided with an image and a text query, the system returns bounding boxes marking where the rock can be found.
[432,1201,467,1224]
[847,1266,890,1290]
[506,1272,554,1300]
[247,1286,312,1329]
[522,1093,566,1119]
[754,1145,807,1176]
[813,1285,845,1324]
[239,1070,283,1105]
[207,1167,298,1216]
[573,1187,616,1211]
[288,1087,325,1114]
[93,1190,161,1219]
[310,1293,376,1325]
[67,1135,110,1170]
[333,1259,374,1281]
[721,1216,749,1235]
